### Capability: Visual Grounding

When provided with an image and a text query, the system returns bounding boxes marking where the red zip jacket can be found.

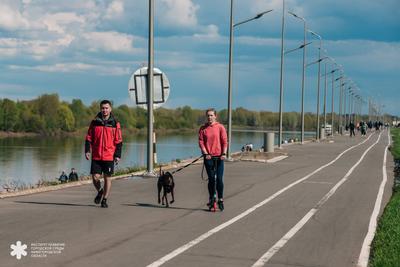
[198,122,228,156]
[85,112,122,161]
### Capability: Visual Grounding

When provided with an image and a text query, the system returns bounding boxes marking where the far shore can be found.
[0,128,197,139]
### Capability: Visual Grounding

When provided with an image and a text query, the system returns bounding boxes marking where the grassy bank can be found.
[370,128,400,267]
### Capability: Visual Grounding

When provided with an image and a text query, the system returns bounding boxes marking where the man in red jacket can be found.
[85,100,122,208]
[199,108,228,211]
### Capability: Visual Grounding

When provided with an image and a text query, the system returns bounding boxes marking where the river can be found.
[0,131,315,187]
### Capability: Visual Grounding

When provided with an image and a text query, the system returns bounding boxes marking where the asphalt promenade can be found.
[0,129,394,267]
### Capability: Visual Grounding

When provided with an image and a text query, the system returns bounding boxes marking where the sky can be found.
[0,0,399,116]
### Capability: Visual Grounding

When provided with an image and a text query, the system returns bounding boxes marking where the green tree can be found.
[0,99,19,131]
[21,111,45,132]
[69,99,90,128]
[56,105,76,131]
[14,101,28,132]
[88,101,100,118]
[116,105,136,128]
[36,94,60,130]
[135,107,147,129]
[283,112,299,130]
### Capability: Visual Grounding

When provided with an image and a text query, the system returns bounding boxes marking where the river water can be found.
[0,131,314,187]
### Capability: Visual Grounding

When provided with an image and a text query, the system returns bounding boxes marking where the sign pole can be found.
[147,0,154,174]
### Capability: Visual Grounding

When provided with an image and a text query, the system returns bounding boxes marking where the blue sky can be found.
[0,0,399,116]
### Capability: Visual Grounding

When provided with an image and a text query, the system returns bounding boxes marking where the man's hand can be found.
[220,155,226,160]
[115,157,120,165]
[85,152,90,160]
[205,154,211,160]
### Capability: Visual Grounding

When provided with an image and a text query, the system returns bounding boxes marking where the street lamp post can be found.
[323,62,327,134]
[308,30,322,141]
[343,86,347,127]
[347,87,352,124]
[339,78,343,133]
[349,87,354,123]
[288,11,306,144]
[226,0,272,158]
[146,0,154,174]
[329,66,339,136]
[227,0,234,159]
[333,75,343,133]
[278,0,286,148]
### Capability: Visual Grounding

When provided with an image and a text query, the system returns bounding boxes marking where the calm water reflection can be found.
[0,131,314,186]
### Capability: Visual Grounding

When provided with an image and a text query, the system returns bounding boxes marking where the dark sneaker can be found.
[218,200,224,211]
[208,199,217,212]
[207,198,214,207]
[94,189,103,204]
[101,198,108,208]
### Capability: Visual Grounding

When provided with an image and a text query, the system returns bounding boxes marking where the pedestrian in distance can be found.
[360,121,367,136]
[198,108,228,212]
[68,168,79,182]
[59,170,68,183]
[85,100,122,208]
[349,121,356,137]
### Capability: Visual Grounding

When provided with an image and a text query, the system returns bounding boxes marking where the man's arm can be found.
[85,122,93,160]
[114,122,123,161]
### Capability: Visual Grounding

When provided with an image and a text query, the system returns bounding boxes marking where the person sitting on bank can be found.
[59,171,68,183]
[68,168,79,182]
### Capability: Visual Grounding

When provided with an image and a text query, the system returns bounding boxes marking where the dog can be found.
[157,170,175,207]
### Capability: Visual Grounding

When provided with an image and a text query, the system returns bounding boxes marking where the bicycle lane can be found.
[145,133,382,267]
[249,131,391,267]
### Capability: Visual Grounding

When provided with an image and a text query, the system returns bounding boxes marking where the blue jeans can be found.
[204,158,224,200]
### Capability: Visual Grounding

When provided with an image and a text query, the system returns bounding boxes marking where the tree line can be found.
[0,94,359,134]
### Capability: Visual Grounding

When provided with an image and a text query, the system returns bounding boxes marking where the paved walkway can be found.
[0,130,394,267]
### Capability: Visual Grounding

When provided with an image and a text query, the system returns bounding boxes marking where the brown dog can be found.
[157,170,175,207]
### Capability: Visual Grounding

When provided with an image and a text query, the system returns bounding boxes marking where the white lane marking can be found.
[252,132,382,267]
[267,156,288,163]
[357,129,390,267]
[303,181,334,185]
[146,134,374,267]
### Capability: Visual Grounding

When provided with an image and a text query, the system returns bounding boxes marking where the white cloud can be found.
[0,36,74,60]
[193,24,222,42]
[0,2,30,30]
[160,0,199,28]
[0,47,18,57]
[83,31,136,53]
[326,39,400,72]
[42,12,85,34]
[251,0,283,11]
[250,0,303,13]
[237,36,281,47]
[9,63,130,76]
[105,0,124,19]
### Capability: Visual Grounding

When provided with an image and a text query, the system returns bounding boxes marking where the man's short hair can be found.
[100,99,112,107]
[205,108,216,116]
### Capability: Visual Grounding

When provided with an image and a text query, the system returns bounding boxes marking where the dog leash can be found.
[171,155,203,175]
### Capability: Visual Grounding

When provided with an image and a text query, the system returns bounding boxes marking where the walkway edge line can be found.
[357,129,390,267]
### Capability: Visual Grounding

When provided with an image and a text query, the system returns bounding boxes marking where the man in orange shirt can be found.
[85,100,123,208]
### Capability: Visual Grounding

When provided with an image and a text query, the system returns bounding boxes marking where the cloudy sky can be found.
[0,0,399,116]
